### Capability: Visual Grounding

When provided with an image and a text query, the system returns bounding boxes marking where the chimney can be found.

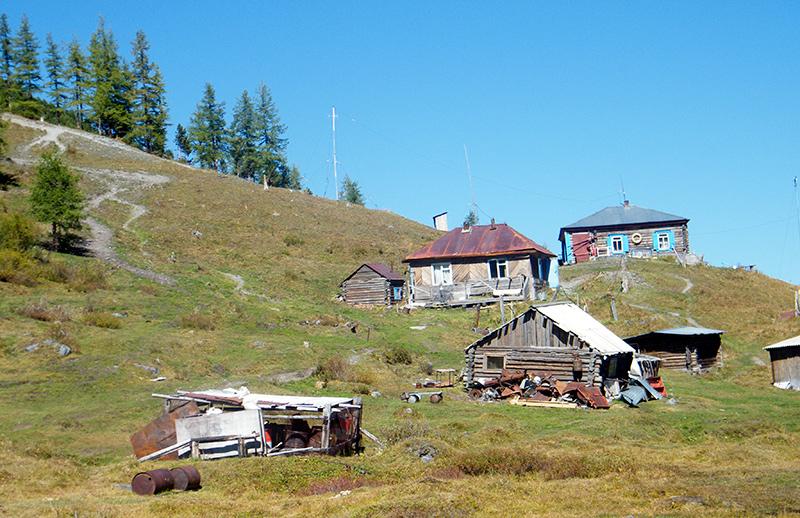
[624,200,629,207]
[490,218,496,230]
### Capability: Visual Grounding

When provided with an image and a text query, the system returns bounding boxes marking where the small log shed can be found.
[623,327,724,373]
[464,302,638,388]
[764,335,800,389]
[340,263,405,306]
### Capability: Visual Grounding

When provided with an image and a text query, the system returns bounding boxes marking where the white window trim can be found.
[656,232,671,251]
[488,258,509,279]
[432,262,453,286]
[611,235,625,254]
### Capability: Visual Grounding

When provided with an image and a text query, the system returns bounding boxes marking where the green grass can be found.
[1,114,800,516]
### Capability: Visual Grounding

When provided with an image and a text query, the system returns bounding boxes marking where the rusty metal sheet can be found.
[403,223,554,262]
[131,401,201,460]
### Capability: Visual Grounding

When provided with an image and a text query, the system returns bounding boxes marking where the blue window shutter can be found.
[668,230,675,250]
[607,235,613,249]
[622,235,629,253]
[652,232,659,251]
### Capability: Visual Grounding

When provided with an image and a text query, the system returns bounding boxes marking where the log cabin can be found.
[559,201,689,264]
[340,263,405,306]
[623,327,724,373]
[402,220,555,306]
[463,302,637,388]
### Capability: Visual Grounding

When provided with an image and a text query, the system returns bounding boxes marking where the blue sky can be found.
[8,2,800,285]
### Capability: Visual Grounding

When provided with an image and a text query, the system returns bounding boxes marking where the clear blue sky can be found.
[8,2,800,285]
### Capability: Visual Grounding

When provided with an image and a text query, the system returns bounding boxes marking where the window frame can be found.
[655,231,672,251]
[488,258,509,279]
[431,262,453,286]
[486,355,505,370]
[609,234,627,254]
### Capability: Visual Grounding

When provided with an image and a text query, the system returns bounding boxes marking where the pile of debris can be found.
[466,369,666,409]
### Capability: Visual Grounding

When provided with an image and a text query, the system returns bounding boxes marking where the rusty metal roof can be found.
[403,223,554,263]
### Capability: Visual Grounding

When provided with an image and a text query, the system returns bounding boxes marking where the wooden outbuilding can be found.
[623,326,723,373]
[764,335,800,389]
[403,220,555,306]
[559,201,689,264]
[464,302,637,388]
[340,263,405,306]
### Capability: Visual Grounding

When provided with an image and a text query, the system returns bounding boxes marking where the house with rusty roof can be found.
[340,263,405,306]
[463,302,638,387]
[402,220,555,306]
[559,201,689,264]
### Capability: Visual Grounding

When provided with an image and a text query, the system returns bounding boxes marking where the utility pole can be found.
[332,106,339,201]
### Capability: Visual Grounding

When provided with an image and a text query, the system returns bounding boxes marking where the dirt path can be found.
[3,114,179,286]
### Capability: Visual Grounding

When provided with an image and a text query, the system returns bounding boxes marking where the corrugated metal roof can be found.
[764,334,800,350]
[464,302,634,356]
[536,303,635,355]
[341,263,404,284]
[560,204,688,237]
[403,223,554,262]
[625,326,724,341]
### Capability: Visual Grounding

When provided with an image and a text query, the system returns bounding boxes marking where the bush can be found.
[284,235,304,246]
[80,311,121,329]
[0,211,39,252]
[385,345,413,365]
[17,299,69,322]
[0,249,39,286]
[178,311,217,330]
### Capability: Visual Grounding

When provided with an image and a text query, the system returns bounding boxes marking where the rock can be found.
[134,363,159,376]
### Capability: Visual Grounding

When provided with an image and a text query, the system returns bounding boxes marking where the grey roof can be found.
[465,302,634,356]
[625,326,724,341]
[560,204,688,237]
[764,335,800,351]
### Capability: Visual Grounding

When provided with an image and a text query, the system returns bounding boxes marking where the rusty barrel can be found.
[169,465,201,491]
[132,468,174,495]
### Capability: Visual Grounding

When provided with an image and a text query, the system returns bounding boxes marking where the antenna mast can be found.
[464,145,476,223]
[332,106,339,201]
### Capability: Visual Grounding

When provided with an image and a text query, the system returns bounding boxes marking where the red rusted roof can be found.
[402,223,554,262]
[364,263,404,281]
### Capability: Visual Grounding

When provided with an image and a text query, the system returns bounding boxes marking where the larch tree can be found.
[188,83,227,171]
[174,123,191,163]
[128,30,169,155]
[339,174,365,205]
[229,89,259,179]
[0,14,14,108]
[30,150,85,251]
[254,82,289,186]
[11,14,40,102]
[87,17,132,138]
[44,33,67,123]
[65,36,88,130]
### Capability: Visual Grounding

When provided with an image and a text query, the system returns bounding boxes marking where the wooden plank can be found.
[509,397,577,409]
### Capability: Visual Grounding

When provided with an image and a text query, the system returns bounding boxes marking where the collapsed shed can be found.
[623,327,724,373]
[131,389,362,461]
[764,335,800,390]
[464,302,637,389]
[340,263,405,306]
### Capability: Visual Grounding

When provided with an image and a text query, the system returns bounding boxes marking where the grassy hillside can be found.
[1,114,799,517]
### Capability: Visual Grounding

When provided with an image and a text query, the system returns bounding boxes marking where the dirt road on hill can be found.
[3,114,179,286]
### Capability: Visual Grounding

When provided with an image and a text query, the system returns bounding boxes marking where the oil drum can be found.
[169,465,201,491]
[132,468,174,495]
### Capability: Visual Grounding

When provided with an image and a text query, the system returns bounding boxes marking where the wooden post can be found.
[321,405,331,453]
[611,299,618,321]
[500,294,506,325]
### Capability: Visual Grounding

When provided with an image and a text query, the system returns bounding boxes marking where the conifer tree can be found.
[229,89,259,179]
[0,14,13,108]
[11,14,40,99]
[30,150,85,251]
[128,30,169,155]
[254,82,288,185]
[44,33,67,123]
[65,36,88,130]
[188,83,227,171]
[339,174,365,205]
[87,17,132,138]
[174,123,191,162]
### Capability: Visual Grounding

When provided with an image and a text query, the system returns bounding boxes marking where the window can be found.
[392,286,403,300]
[486,355,505,370]
[488,258,508,278]
[609,234,628,254]
[655,231,672,251]
[432,263,452,285]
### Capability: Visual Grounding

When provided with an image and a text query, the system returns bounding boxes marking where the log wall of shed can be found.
[768,347,800,386]
[342,269,391,306]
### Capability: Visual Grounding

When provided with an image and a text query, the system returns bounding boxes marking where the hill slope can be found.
[1,114,800,517]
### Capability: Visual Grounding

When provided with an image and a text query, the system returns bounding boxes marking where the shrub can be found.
[0,211,39,251]
[67,261,108,291]
[17,299,69,322]
[0,249,39,286]
[81,311,121,329]
[284,235,304,246]
[178,311,217,330]
[385,345,413,365]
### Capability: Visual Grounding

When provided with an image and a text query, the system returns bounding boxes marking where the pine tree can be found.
[229,89,259,179]
[174,123,191,162]
[11,14,40,99]
[44,33,67,123]
[128,30,169,155]
[65,36,88,130]
[188,83,226,171]
[339,174,365,205]
[0,14,14,108]
[30,150,85,251]
[254,82,288,186]
[87,17,132,138]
